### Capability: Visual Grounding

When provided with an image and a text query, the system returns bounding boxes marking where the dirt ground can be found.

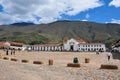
[0,50,120,80]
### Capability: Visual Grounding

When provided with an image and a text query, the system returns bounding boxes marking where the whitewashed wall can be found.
[64,38,79,51]
[77,44,106,51]
[25,38,106,52]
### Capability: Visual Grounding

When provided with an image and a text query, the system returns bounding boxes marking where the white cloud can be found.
[82,19,88,21]
[0,0,103,25]
[0,13,16,25]
[110,19,120,24]
[109,0,120,7]
[86,14,90,18]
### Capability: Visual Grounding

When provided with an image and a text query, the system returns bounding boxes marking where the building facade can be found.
[27,38,106,52]
[4,42,26,50]
[64,38,106,52]
[26,44,63,51]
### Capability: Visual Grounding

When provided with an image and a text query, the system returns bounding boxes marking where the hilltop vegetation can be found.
[0,21,120,48]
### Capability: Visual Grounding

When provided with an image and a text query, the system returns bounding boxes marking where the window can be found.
[82,49,84,51]
[91,48,93,51]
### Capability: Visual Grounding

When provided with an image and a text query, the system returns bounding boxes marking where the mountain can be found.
[10,22,35,26]
[0,20,120,48]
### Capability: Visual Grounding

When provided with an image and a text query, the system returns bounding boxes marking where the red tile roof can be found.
[0,42,4,45]
[77,39,86,43]
[63,37,70,42]
[9,42,24,45]
[79,43,104,45]
[34,43,63,46]
[0,42,10,48]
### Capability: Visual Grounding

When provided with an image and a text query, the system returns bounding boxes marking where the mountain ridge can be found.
[0,20,120,48]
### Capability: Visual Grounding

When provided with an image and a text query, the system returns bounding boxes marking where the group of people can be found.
[5,48,15,55]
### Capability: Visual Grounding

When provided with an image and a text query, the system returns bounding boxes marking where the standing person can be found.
[11,49,13,55]
[6,49,8,55]
[13,49,15,55]
[107,51,111,61]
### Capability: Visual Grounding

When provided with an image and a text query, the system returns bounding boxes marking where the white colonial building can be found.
[26,44,63,51]
[27,38,106,52]
[64,38,106,52]
[4,41,26,50]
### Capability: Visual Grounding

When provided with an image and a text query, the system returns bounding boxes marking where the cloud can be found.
[0,13,16,25]
[109,19,120,24]
[0,0,103,25]
[82,19,88,21]
[109,0,120,7]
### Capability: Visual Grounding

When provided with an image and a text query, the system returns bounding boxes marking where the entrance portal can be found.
[70,45,74,51]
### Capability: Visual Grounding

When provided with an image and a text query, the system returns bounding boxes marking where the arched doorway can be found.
[70,45,74,51]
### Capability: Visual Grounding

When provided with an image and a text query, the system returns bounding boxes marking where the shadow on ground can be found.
[112,52,120,60]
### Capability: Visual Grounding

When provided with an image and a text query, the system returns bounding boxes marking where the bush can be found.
[100,64,118,69]
[67,63,80,67]
[33,61,43,65]
[73,57,79,63]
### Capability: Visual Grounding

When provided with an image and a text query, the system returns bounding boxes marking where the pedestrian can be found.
[11,49,13,55]
[13,49,15,55]
[6,49,8,55]
[107,51,111,61]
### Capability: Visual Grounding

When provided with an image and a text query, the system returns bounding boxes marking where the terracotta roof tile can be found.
[9,42,24,45]
[77,39,86,43]
[79,43,104,45]
[34,43,63,46]
[0,42,4,45]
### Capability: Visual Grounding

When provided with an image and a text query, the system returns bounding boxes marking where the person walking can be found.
[6,49,9,55]
[11,49,13,55]
[13,49,15,55]
[107,51,112,61]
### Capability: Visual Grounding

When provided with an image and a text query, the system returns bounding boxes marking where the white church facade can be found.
[64,38,106,52]
[27,38,106,52]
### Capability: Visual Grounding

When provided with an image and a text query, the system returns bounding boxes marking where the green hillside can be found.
[0,20,120,48]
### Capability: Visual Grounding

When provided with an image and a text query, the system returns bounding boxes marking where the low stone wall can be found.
[21,59,29,63]
[33,61,43,65]
[11,58,18,61]
[100,64,118,69]
[67,63,80,67]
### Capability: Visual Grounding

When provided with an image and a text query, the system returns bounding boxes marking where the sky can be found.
[0,0,120,25]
